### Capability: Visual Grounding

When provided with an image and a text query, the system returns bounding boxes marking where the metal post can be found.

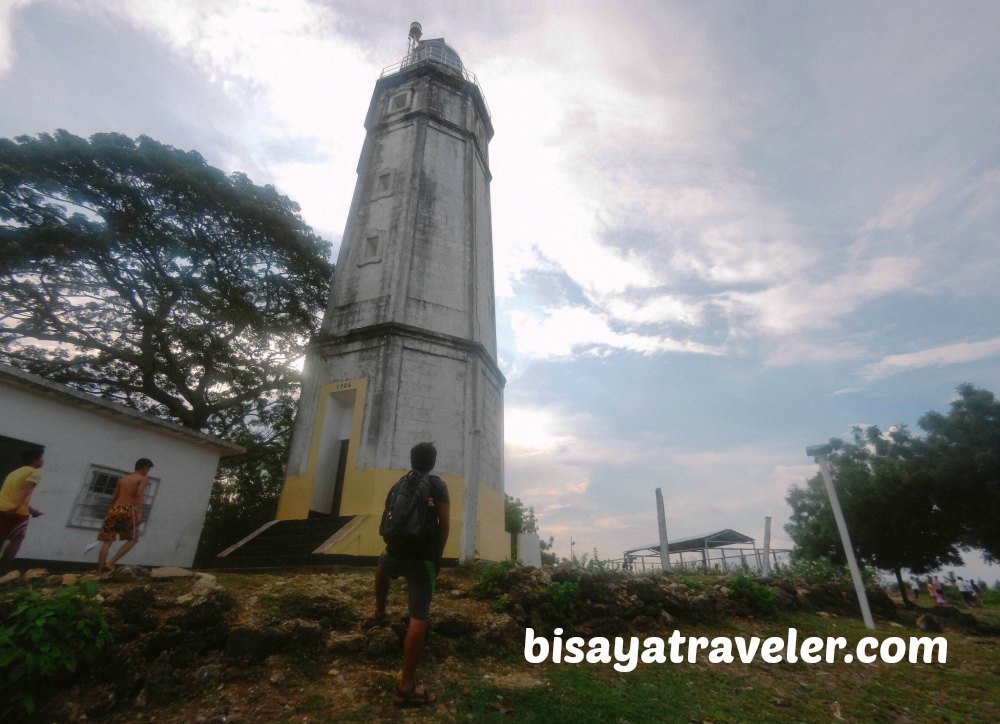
[762,516,772,578]
[655,488,671,571]
[813,451,876,630]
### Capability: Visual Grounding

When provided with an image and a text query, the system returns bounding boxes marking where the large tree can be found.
[0,130,332,556]
[918,384,1000,562]
[786,425,963,603]
[0,130,331,437]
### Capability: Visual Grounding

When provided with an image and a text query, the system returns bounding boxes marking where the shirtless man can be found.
[97,458,153,574]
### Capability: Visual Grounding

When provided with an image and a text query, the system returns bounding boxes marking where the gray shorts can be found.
[380,554,437,621]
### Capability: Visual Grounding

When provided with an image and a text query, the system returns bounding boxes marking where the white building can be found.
[0,365,244,568]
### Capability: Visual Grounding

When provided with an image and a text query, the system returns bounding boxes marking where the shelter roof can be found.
[623,529,756,556]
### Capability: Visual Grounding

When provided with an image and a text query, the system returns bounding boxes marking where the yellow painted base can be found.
[276,377,509,560]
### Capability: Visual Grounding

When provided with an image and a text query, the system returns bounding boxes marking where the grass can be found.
[17,569,998,722]
[449,613,1000,723]
[192,573,1000,722]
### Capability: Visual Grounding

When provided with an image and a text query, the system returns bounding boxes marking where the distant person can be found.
[909,576,921,600]
[372,442,449,708]
[0,447,45,573]
[970,580,983,606]
[97,458,153,574]
[932,576,946,606]
[956,577,975,606]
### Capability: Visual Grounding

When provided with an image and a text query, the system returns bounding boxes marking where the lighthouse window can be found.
[376,173,391,193]
[390,92,410,111]
[365,234,380,259]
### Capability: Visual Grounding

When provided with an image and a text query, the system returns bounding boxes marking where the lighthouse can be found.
[273,23,507,563]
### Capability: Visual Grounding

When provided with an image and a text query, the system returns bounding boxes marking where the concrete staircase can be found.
[211,516,378,569]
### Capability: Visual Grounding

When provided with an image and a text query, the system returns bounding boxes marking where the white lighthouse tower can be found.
[272,23,507,563]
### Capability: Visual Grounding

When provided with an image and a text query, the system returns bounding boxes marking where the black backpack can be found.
[379,471,436,545]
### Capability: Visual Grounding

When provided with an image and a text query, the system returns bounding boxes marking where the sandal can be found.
[394,683,436,708]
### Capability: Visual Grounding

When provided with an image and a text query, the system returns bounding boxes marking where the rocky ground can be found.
[1,564,996,722]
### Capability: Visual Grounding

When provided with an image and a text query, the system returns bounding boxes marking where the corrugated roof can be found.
[623,528,756,555]
[0,364,245,456]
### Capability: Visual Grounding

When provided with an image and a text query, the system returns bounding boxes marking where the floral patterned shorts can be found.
[98,504,137,541]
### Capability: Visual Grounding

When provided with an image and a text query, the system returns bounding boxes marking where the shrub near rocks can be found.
[0,581,112,717]
[727,573,779,617]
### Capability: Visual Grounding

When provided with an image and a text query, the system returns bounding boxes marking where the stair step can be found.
[218,516,358,560]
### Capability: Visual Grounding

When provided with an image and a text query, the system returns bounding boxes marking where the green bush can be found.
[784,558,850,585]
[679,574,707,591]
[0,580,112,716]
[472,559,517,599]
[729,573,778,616]
[534,581,581,625]
[491,593,512,613]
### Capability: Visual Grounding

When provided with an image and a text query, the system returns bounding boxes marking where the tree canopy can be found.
[786,425,963,599]
[0,130,332,437]
[919,384,1000,561]
[786,384,1000,599]
[0,130,333,559]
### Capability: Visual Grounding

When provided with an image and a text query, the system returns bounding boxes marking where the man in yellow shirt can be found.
[0,446,44,573]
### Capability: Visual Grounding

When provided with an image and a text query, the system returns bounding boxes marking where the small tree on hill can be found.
[786,426,963,604]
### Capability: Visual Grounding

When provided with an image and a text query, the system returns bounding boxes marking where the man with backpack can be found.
[373,442,450,707]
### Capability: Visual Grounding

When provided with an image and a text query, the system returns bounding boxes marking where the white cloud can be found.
[862,178,946,233]
[862,337,1000,381]
[112,0,375,236]
[721,256,921,337]
[764,338,867,368]
[0,0,35,75]
[957,169,1000,223]
[504,406,573,454]
[604,294,703,327]
[508,306,724,360]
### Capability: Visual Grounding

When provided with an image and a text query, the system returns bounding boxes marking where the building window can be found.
[67,465,159,533]
[365,234,380,258]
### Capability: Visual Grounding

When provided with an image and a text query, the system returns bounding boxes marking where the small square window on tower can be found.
[376,172,391,194]
[390,91,410,111]
[366,234,380,257]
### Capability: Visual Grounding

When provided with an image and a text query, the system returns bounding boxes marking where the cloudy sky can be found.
[3,1,999,580]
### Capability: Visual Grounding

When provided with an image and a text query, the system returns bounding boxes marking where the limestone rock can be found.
[0,570,21,583]
[365,626,400,656]
[24,567,48,579]
[434,611,476,637]
[474,613,522,648]
[327,632,367,652]
[192,573,220,597]
[151,566,196,578]
[916,614,942,633]
[62,573,79,586]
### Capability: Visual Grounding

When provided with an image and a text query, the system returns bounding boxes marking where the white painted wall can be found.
[0,381,227,568]
[517,532,542,567]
